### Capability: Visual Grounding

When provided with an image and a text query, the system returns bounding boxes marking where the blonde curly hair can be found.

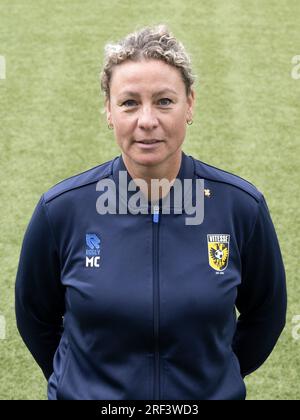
[100,24,196,102]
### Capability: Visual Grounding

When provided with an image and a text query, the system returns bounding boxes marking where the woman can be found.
[15,24,287,400]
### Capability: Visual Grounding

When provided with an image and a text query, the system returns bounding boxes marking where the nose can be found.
[137,106,159,130]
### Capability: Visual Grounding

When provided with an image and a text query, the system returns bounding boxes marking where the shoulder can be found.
[190,155,263,203]
[43,157,116,204]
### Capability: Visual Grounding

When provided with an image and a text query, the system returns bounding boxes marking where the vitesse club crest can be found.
[207,234,230,272]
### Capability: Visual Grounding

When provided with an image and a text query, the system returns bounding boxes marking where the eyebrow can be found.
[118,88,178,98]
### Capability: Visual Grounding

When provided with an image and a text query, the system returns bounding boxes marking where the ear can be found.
[105,97,112,125]
[186,88,195,119]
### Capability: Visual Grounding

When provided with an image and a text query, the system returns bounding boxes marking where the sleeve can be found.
[15,194,65,380]
[232,194,287,378]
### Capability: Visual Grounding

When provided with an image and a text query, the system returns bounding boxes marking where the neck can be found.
[121,150,183,202]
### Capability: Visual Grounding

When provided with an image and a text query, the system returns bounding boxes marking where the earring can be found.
[107,123,113,130]
[187,119,193,125]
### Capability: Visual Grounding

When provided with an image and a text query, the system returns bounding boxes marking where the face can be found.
[105,59,195,168]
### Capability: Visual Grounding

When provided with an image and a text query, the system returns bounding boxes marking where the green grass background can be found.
[0,0,299,400]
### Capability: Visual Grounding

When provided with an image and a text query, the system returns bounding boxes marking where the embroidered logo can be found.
[207,234,230,272]
[204,188,211,197]
[85,233,101,268]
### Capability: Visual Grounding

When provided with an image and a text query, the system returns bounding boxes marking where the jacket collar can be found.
[111,151,196,213]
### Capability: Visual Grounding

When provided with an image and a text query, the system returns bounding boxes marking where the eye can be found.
[121,100,137,107]
[159,98,173,106]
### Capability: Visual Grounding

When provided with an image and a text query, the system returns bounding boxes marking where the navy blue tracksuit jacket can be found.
[15,151,287,400]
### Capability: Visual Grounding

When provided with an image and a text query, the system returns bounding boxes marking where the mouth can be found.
[135,139,164,144]
[135,139,164,149]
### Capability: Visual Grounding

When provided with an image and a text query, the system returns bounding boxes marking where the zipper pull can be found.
[152,205,160,223]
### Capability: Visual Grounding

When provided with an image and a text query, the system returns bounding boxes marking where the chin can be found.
[132,151,167,167]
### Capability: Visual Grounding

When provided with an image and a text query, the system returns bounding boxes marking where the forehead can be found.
[109,59,184,95]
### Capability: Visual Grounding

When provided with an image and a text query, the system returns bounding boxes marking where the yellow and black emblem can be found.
[207,234,230,271]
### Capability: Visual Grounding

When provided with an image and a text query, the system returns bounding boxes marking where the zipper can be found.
[152,204,160,400]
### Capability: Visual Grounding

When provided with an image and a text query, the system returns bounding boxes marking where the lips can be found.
[136,139,163,144]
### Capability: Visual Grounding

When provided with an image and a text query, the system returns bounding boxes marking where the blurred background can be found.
[0,0,299,399]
